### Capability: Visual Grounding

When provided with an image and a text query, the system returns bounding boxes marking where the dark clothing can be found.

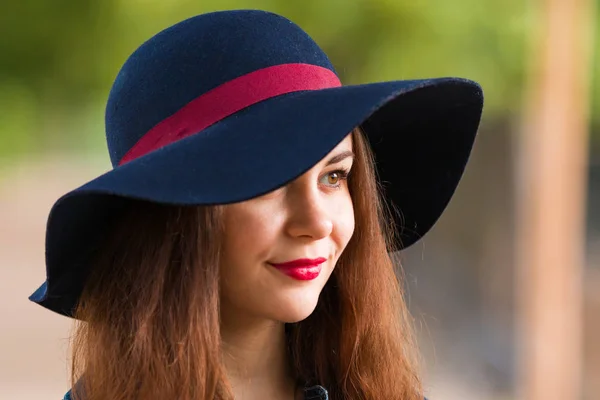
[63,385,430,399]
[63,384,330,400]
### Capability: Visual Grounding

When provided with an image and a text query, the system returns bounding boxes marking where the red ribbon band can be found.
[119,63,342,165]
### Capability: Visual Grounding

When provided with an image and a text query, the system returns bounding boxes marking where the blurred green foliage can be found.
[0,0,598,163]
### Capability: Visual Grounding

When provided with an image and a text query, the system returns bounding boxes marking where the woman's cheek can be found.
[333,195,355,248]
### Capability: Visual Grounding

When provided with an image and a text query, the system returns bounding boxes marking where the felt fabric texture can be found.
[120,63,341,164]
[105,9,338,167]
[29,9,484,318]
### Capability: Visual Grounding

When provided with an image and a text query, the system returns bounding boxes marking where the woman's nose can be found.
[284,190,333,241]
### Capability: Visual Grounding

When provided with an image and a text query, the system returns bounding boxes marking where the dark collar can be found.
[303,385,329,400]
[64,385,329,400]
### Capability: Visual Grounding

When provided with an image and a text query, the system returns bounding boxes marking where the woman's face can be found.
[220,134,355,324]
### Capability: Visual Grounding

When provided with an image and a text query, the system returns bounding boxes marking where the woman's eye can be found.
[320,170,349,187]
[327,172,340,185]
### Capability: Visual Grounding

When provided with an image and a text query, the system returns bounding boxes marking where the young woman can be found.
[29,9,484,400]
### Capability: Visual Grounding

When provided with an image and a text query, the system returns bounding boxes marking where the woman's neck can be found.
[220,312,297,399]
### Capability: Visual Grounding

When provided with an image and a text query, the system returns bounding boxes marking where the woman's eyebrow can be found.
[325,150,355,166]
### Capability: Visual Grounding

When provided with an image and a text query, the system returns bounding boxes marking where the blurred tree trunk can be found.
[516,0,594,399]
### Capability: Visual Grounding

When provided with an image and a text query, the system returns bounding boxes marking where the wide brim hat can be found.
[29,9,484,317]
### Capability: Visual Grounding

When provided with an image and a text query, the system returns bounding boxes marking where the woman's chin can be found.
[272,290,322,323]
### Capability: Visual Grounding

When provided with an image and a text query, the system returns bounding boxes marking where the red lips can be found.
[270,257,326,281]
[270,257,327,268]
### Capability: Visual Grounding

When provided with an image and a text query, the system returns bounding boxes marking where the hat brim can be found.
[30,77,483,317]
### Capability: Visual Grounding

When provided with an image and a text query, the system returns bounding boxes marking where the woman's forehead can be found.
[328,133,353,155]
[281,135,354,188]
[310,134,354,170]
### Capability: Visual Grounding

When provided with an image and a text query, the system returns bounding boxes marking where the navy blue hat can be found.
[29,9,483,317]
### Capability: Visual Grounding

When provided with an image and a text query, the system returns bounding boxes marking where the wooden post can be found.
[516,0,594,399]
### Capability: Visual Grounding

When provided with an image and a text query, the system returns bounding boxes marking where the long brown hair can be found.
[69,128,423,400]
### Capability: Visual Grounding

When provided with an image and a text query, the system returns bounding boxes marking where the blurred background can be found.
[0,1,598,399]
